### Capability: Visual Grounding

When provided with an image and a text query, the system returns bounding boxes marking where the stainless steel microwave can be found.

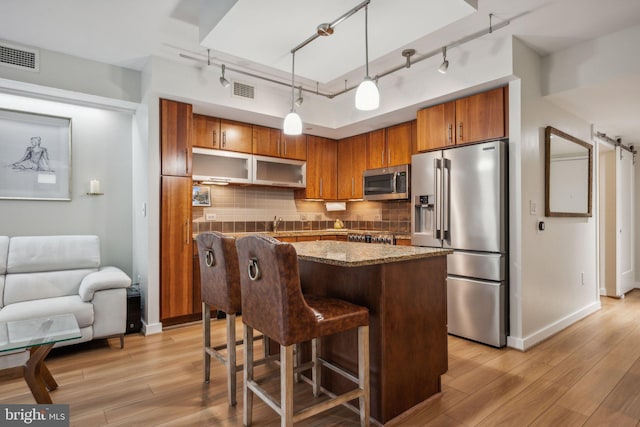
[363,164,410,201]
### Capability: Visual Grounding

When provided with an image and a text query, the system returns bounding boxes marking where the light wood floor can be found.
[2,291,640,426]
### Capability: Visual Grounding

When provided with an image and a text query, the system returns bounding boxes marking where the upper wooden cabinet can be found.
[253,126,307,160]
[385,121,413,166]
[416,86,507,152]
[160,99,192,177]
[220,119,253,153]
[416,102,455,151]
[281,134,307,161]
[366,122,413,169]
[338,134,367,200]
[193,114,220,149]
[297,135,337,200]
[455,87,506,145]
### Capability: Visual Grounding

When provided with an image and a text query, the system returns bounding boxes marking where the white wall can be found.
[509,38,600,350]
[0,92,134,276]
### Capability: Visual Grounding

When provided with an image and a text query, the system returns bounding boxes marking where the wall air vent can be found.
[232,81,255,100]
[0,41,39,72]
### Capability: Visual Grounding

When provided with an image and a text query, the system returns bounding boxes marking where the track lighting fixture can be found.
[295,86,304,107]
[438,47,449,74]
[355,5,379,111]
[219,64,230,87]
[283,52,302,135]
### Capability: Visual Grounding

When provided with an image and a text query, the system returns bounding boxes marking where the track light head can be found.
[219,64,230,88]
[295,86,303,106]
[438,47,448,74]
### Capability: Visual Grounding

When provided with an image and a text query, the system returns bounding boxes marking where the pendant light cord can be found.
[364,5,370,78]
[290,52,296,111]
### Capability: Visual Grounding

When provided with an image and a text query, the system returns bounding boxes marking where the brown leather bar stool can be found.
[196,231,243,407]
[236,234,370,427]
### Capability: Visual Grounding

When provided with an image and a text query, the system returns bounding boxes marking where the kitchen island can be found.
[291,241,451,424]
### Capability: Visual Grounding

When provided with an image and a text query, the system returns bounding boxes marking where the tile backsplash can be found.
[192,186,410,234]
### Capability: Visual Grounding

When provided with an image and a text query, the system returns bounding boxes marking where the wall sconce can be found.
[88,179,103,195]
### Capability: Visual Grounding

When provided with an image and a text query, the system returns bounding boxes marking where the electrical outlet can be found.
[529,200,537,215]
[205,213,217,221]
[300,214,307,222]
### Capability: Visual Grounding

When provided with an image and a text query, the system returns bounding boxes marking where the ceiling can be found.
[1,0,640,143]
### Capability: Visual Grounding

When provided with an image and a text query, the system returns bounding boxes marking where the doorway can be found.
[598,142,635,297]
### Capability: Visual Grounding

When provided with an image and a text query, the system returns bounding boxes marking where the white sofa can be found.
[0,235,131,348]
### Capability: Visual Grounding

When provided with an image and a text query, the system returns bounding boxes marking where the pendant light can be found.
[283,51,302,135]
[355,5,379,111]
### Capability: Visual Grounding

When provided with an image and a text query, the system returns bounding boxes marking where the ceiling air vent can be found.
[0,41,39,72]
[232,81,255,100]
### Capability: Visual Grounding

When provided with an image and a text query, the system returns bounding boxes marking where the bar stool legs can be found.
[243,323,370,427]
[203,302,237,407]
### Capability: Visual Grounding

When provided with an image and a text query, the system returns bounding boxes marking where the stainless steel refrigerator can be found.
[411,139,508,347]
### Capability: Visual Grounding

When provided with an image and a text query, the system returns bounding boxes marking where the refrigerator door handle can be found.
[443,158,451,240]
[435,158,442,240]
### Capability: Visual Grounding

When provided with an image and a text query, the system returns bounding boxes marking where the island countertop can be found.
[291,240,451,267]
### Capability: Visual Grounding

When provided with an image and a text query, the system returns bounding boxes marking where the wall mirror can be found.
[545,126,593,217]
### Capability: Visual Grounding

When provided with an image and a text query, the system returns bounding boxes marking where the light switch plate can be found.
[529,200,537,215]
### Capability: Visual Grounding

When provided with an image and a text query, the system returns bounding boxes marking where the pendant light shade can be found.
[283,111,302,135]
[355,77,379,111]
[356,5,379,111]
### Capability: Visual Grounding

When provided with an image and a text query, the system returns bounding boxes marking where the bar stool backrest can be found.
[236,235,317,346]
[196,232,242,314]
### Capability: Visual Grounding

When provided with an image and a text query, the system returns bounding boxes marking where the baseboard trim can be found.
[507,300,601,351]
[142,321,162,335]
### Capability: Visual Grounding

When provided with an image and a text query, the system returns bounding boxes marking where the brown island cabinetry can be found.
[291,240,450,424]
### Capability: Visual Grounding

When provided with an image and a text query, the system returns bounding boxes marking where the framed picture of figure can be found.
[0,108,72,201]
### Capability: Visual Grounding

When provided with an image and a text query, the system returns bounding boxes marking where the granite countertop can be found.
[291,240,451,267]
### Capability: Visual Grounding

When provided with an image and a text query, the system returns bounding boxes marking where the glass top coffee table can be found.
[0,314,80,403]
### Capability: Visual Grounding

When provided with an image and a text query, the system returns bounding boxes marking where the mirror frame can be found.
[545,126,593,217]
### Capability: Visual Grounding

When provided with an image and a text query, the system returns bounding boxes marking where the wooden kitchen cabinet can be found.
[416,87,507,151]
[366,122,412,169]
[220,119,253,153]
[297,135,337,200]
[192,114,220,149]
[160,99,192,177]
[160,176,193,322]
[253,126,307,160]
[338,133,367,199]
[455,86,506,145]
[281,133,307,160]
[416,101,456,151]
[386,121,413,166]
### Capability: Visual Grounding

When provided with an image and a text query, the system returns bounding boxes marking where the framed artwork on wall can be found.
[192,185,211,206]
[0,108,72,201]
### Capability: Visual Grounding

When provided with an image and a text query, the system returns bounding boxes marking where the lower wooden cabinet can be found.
[160,176,195,322]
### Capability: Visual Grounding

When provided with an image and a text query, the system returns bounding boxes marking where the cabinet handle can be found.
[213,130,217,147]
[184,220,189,245]
[320,178,323,197]
[448,124,452,144]
[222,131,226,148]
[458,123,463,141]
[381,151,384,166]
[184,149,189,174]
[351,177,355,197]
[283,140,287,156]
